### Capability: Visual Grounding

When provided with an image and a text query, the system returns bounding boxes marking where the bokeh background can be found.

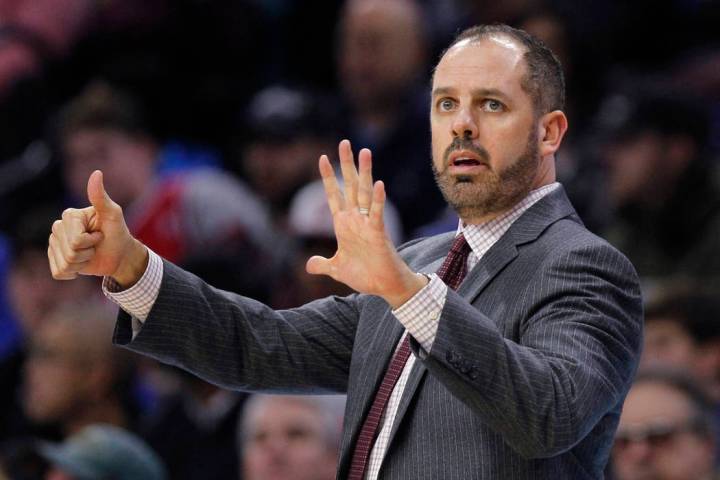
[0,1,719,479]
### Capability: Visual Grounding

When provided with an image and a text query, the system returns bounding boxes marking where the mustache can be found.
[442,137,490,166]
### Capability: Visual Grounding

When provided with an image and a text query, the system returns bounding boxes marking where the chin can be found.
[455,175,474,183]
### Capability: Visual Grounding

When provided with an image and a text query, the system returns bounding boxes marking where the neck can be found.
[64,399,127,435]
[461,206,513,226]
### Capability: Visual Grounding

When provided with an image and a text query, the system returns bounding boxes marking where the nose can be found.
[616,438,653,463]
[451,106,478,139]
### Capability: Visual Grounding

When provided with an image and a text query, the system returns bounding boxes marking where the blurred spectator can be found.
[142,368,247,480]
[237,85,342,227]
[6,208,99,336]
[0,207,99,443]
[599,92,720,283]
[0,0,95,98]
[138,252,275,480]
[641,285,720,401]
[0,438,49,480]
[612,369,718,480]
[271,179,402,308]
[38,423,166,480]
[336,0,445,233]
[22,302,137,437]
[238,395,345,480]
[55,82,281,266]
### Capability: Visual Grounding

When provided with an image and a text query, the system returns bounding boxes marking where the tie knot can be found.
[437,233,472,290]
[449,233,470,255]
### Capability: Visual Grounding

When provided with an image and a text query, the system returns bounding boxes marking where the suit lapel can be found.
[338,305,404,473]
[339,237,454,474]
[374,186,579,463]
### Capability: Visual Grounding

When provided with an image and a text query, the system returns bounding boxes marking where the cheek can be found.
[656,437,714,476]
[287,443,331,470]
[430,122,450,165]
[243,446,269,471]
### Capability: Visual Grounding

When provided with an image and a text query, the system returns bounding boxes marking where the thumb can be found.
[87,170,117,215]
[306,255,333,277]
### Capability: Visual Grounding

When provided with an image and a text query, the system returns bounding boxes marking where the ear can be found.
[538,110,568,158]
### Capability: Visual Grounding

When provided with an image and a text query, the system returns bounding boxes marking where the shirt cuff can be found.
[391,273,447,353]
[102,249,163,329]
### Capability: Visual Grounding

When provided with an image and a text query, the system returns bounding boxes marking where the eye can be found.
[482,99,505,112]
[437,98,456,112]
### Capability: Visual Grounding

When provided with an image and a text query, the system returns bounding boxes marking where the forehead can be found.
[343,1,419,40]
[250,398,320,427]
[433,36,528,96]
[621,382,692,425]
[34,320,74,350]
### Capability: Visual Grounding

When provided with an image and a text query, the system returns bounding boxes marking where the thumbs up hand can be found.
[48,170,148,288]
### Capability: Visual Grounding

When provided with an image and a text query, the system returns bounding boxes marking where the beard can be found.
[432,124,540,222]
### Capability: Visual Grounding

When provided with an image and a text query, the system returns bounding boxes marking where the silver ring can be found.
[358,207,370,216]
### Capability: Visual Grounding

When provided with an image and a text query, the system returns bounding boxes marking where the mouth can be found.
[447,150,488,174]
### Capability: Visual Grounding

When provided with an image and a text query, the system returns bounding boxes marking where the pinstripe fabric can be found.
[348,335,413,480]
[393,182,559,352]
[349,234,471,480]
[112,185,643,479]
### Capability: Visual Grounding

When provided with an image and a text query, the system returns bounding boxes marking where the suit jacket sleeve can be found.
[413,239,643,459]
[113,260,359,394]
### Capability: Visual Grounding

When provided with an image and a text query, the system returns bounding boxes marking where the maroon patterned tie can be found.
[348,233,472,479]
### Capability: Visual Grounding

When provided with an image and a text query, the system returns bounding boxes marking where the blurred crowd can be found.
[0,0,718,479]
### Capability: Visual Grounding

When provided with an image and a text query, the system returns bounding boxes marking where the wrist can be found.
[111,239,148,289]
[385,271,428,309]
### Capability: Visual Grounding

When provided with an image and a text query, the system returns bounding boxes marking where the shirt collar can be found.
[458,182,560,260]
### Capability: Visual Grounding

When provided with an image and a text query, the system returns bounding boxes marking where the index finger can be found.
[318,155,344,215]
[61,208,103,249]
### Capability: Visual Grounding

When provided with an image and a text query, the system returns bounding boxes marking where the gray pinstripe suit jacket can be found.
[114,186,643,479]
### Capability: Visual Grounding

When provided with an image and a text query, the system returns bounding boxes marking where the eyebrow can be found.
[432,87,510,100]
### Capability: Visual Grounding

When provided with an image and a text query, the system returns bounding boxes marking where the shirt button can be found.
[429,311,440,321]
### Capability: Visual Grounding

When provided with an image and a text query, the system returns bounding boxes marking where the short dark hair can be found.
[645,287,720,345]
[442,24,565,116]
[56,82,149,142]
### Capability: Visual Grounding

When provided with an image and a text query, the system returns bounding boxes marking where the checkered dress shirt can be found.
[103,182,560,479]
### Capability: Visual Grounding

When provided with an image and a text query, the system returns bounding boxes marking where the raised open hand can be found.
[306,140,426,308]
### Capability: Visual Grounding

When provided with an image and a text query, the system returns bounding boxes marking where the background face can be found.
[613,382,715,480]
[641,318,696,371]
[8,250,95,333]
[63,128,155,208]
[242,139,324,206]
[242,398,337,480]
[338,0,424,107]
[22,321,93,423]
[603,132,665,208]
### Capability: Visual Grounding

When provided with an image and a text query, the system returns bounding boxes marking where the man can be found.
[611,370,718,480]
[337,0,446,233]
[48,25,642,478]
[22,301,136,436]
[239,395,345,480]
[599,93,720,282]
[238,85,342,227]
[641,286,720,401]
[38,423,166,480]
[57,81,280,266]
[0,208,101,442]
